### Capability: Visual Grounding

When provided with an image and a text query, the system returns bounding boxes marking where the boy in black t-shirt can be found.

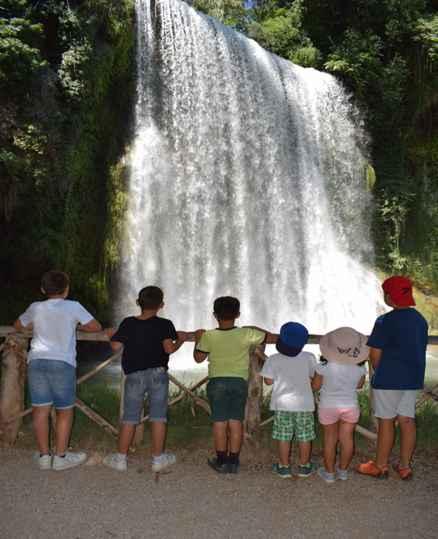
[103,286,187,472]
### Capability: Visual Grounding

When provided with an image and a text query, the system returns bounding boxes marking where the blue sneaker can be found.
[318,467,336,483]
[297,462,317,478]
[272,463,292,478]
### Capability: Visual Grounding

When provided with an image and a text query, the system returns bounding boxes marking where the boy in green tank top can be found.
[194,296,278,473]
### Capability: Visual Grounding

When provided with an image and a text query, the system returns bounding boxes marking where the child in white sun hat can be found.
[311,327,369,483]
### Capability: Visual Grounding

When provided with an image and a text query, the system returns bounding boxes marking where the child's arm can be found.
[78,319,102,333]
[193,329,208,363]
[104,328,123,352]
[369,347,382,369]
[163,331,188,354]
[13,319,31,331]
[242,325,279,344]
[357,375,366,389]
[263,376,274,386]
[311,373,323,391]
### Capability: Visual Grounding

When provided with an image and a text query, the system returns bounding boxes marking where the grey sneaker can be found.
[151,452,176,473]
[103,453,128,472]
[272,463,292,479]
[52,451,87,471]
[297,462,317,478]
[336,466,348,481]
[318,467,336,483]
[34,453,52,470]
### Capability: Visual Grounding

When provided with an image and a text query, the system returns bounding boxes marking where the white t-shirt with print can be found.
[260,351,317,412]
[19,299,94,367]
[316,362,367,408]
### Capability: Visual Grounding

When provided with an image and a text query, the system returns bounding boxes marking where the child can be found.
[312,327,368,483]
[357,276,428,480]
[260,322,317,479]
[14,270,102,470]
[194,296,277,473]
[103,286,187,473]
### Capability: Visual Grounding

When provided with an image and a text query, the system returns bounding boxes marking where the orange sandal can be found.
[356,460,389,479]
[393,462,413,480]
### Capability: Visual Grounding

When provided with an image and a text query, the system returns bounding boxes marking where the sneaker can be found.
[336,466,348,481]
[52,451,87,471]
[393,462,413,481]
[34,453,52,470]
[356,460,389,479]
[318,467,336,483]
[272,463,292,479]
[297,462,317,478]
[207,457,229,474]
[151,452,176,473]
[103,453,128,472]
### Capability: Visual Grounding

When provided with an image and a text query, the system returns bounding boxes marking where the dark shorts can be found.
[207,377,248,422]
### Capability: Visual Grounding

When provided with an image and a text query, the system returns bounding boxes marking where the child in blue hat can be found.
[261,322,317,478]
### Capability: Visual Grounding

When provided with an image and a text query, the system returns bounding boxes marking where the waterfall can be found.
[117,0,382,366]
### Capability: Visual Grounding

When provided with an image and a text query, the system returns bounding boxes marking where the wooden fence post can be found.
[0,335,28,446]
[244,345,265,439]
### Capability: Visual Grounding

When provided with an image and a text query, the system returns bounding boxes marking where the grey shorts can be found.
[122,367,169,424]
[373,389,418,419]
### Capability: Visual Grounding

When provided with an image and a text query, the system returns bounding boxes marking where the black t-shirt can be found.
[111,316,177,374]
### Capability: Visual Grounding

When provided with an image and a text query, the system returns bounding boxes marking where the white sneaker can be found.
[336,466,348,481]
[34,453,52,470]
[52,451,87,471]
[318,467,336,483]
[103,453,128,472]
[151,452,176,473]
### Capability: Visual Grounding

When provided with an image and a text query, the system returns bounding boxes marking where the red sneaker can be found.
[356,460,389,479]
[393,462,413,480]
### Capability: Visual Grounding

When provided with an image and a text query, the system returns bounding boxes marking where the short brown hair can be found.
[138,286,164,310]
[41,271,70,296]
[213,296,240,320]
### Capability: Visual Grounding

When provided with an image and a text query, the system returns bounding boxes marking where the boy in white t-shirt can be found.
[14,271,101,471]
[261,322,317,479]
[312,327,368,483]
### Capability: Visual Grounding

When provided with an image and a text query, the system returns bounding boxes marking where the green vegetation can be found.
[0,0,135,323]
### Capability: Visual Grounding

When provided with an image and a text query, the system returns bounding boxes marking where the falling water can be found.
[117,0,382,367]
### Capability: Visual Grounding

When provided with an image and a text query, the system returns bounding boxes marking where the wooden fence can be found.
[0,327,437,448]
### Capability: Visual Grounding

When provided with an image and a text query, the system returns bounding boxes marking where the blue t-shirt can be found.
[368,308,428,390]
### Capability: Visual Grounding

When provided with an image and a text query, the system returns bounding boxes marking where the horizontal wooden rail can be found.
[1,326,437,345]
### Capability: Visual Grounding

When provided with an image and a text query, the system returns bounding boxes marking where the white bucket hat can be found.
[319,327,369,364]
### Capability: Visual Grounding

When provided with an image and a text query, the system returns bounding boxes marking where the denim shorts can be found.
[122,367,169,424]
[28,359,76,409]
[207,377,248,422]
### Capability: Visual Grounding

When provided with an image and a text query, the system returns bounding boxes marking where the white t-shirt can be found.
[19,299,94,367]
[316,362,367,408]
[260,351,317,412]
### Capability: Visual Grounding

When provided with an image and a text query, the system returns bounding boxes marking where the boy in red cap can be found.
[357,276,428,480]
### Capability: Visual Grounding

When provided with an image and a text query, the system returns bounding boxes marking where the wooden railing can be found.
[0,327,437,447]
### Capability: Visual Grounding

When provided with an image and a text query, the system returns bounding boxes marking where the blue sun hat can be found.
[276,322,309,357]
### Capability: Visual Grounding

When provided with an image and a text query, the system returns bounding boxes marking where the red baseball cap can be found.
[382,276,415,307]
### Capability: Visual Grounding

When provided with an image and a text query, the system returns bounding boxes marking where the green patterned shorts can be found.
[272,411,315,442]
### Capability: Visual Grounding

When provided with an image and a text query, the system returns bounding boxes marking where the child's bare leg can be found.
[278,441,291,466]
[338,421,356,470]
[398,415,416,467]
[322,423,338,473]
[150,421,167,457]
[298,442,312,465]
[118,423,136,454]
[376,418,395,467]
[55,408,74,455]
[212,421,228,452]
[228,420,243,453]
[32,405,51,454]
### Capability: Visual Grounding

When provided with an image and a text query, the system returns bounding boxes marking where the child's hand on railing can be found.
[103,327,117,340]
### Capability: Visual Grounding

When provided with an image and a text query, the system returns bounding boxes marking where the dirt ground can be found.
[1,448,438,539]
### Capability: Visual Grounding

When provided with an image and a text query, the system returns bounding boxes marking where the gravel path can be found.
[1,448,437,539]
